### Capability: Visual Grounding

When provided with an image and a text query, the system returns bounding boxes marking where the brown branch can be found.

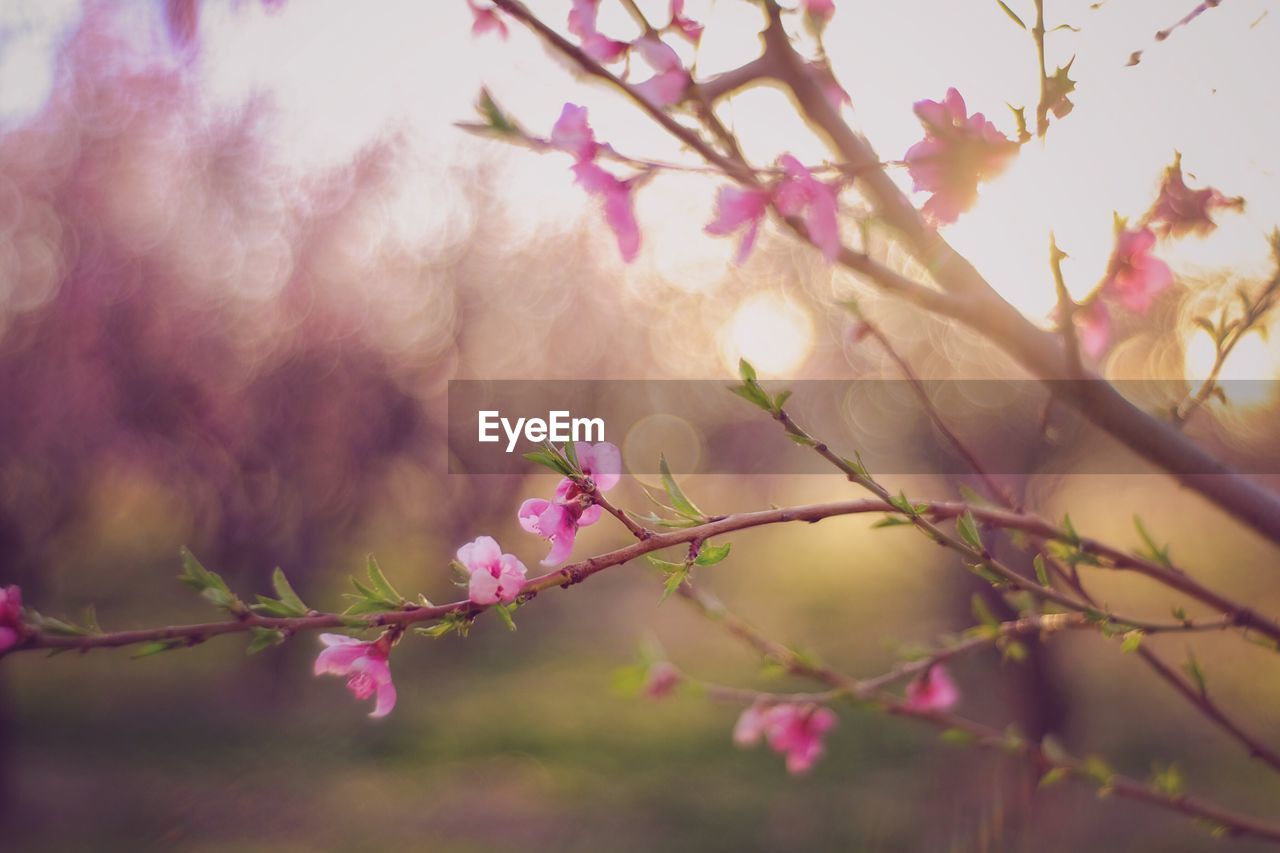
[9,497,1251,655]
[678,581,1280,844]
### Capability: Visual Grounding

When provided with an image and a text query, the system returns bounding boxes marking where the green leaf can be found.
[1150,762,1184,796]
[1082,755,1114,787]
[994,0,1027,29]
[1120,630,1144,653]
[1060,514,1080,545]
[1182,650,1208,696]
[785,432,817,447]
[1039,767,1070,788]
[659,455,704,521]
[971,594,999,628]
[957,511,983,550]
[645,555,687,573]
[365,556,404,605]
[1133,515,1172,567]
[773,389,792,410]
[1033,554,1050,587]
[939,728,976,745]
[661,569,689,601]
[871,516,913,529]
[494,603,518,632]
[694,543,732,565]
[523,449,574,477]
[738,358,757,382]
[271,567,308,614]
[727,382,774,412]
[252,596,303,618]
[246,627,286,655]
[132,639,184,659]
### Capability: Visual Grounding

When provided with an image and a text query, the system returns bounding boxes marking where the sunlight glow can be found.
[720,293,814,376]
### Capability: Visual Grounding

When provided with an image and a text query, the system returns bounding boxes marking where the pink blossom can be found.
[569,0,629,62]
[643,661,682,698]
[314,634,397,718]
[733,702,838,775]
[903,665,960,713]
[550,103,599,162]
[519,442,621,565]
[774,155,842,262]
[705,186,770,263]
[0,585,22,653]
[803,0,836,28]
[1075,298,1111,359]
[632,37,689,107]
[904,88,1017,225]
[572,161,641,262]
[1148,154,1244,239]
[457,535,528,605]
[467,0,508,39]
[667,0,703,44]
[1103,227,1173,313]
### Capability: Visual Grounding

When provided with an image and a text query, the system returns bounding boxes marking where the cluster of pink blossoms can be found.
[705,155,842,263]
[317,442,620,715]
[735,702,838,775]
[520,441,622,566]
[568,0,694,106]
[0,585,22,653]
[903,88,1018,225]
[1073,156,1240,359]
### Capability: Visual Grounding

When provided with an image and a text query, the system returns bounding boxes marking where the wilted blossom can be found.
[632,37,689,108]
[1147,153,1244,239]
[667,0,703,44]
[0,585,22,653]
[642,661,683,698]
[550,106,641,262]
[1103,227,1173,313]
[314,634,397,718]
[904,88,1018,224]
[705,186,771,263]
[734,702,838,775]
[467,0,508,39]
[457,536,528,605]
[903,665,960,713]
[774,155,842,262]
[568,0,629,62]
[519,442,622,566]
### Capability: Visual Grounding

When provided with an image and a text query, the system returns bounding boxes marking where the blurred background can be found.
[1,0,1279,849]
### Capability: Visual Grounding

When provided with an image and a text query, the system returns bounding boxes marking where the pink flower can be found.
[904,88,1017,225]
[550,103,599,162]
[733,702,838,775]
[457,536,528,605]
[569,0,629,62]
[0,585,22,653]
[667,0,703,44]
[774,155,842,262]
[572,161,641,262]
[519,442,621,566]
[903,665,960,713]
[705,185,770,263]
[643,661,682,698]
[574,440,623,491]
[1103,227,1173,313]
[1148,154,1244,239]
[1075,298,1111,359]
[467,0,508,39]
[803,0,836,28]
[314,634,397,718]
[632,38,689,107]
